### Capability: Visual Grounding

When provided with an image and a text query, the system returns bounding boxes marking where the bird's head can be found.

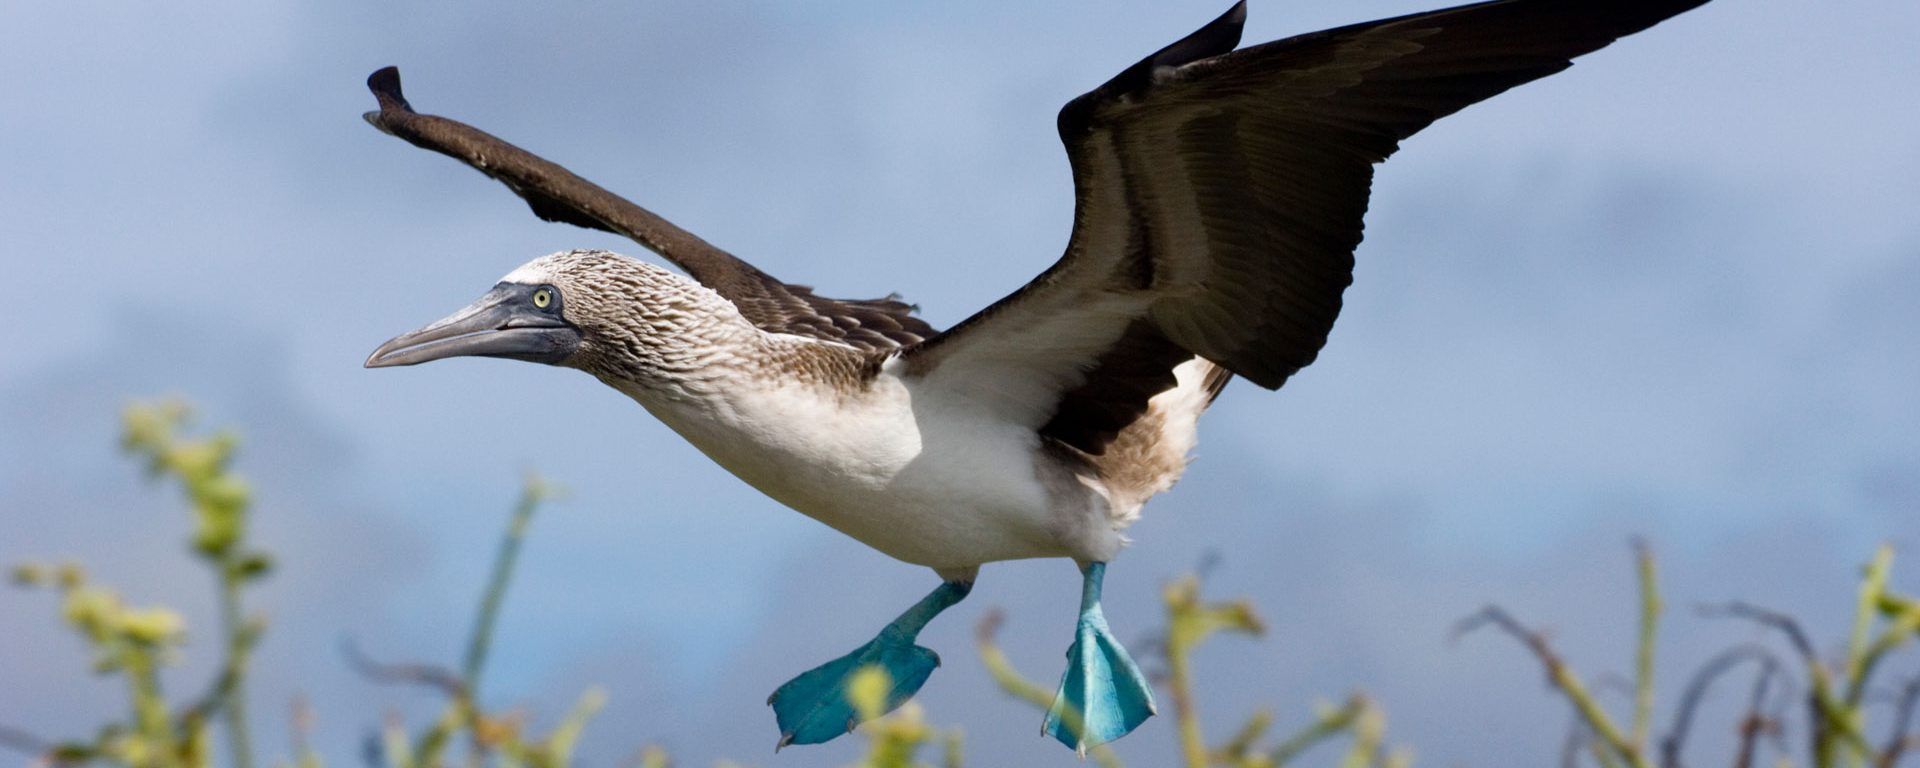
[365,249,713,376]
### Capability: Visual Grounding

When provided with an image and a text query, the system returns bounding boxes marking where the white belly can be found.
[616,370,1111,569]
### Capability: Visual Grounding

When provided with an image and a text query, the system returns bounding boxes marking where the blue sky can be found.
[3,0,1917,765]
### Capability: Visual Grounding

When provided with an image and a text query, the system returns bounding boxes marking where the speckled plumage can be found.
[499,249,1190,569]
[505,251,879,398]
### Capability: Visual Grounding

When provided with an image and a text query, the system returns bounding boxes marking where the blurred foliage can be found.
[8,399,269,768]
[1462,541,1920,768]
[4,398,1917,768]
[974,575,1408,768]
[352,476,613,768]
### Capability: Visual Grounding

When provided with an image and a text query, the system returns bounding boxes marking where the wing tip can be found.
[1056,2,1247,140]
[365,66,413,116]
[1222,1,1248,29]
[1154,1,1246,72]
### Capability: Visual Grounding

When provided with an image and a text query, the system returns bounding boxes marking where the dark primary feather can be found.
[361,67,934,352]
[906,0,1710,455]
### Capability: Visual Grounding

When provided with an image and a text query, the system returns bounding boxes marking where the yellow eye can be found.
[532,288,552,309]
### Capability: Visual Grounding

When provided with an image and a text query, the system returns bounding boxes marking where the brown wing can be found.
[902,0,1709,454]
[361,67,934,352]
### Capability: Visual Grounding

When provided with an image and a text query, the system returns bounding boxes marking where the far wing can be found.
[362,67,934,352]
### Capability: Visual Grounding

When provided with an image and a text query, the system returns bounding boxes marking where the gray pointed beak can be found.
[366,284,580,368]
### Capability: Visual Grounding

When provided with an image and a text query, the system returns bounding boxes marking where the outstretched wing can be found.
[901,0,1709,454]
[361,67,935,352]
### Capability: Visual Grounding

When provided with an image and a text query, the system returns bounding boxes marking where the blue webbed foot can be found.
[1044,562,1156,753]
[766,579,971,749]
[768,635,940,748]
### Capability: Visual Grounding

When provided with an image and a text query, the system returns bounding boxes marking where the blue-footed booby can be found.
[364,0,1712,753]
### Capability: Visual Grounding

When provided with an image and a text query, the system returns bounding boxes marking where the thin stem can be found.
[543,687,608,767]
[1269,698,1363,766]
[462,481,544,697]
[1631,539,1660,753]
[1215,708,1271,764]
[1161,575,1264,768]
[125,652,176,768]
[1739,655,1785,768]
[1846,546,1894,705]
[1587,737,1627,768]
[1166,630,1205,768]
[217,570,255,768]
[1836,546,1895,768]
[1337,700,1383,768]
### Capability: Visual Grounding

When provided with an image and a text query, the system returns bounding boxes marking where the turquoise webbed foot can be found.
[768,579,971,749]
[767,634,940,748]
[1044,562,1156,753]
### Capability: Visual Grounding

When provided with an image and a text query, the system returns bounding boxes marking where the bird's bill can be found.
[365,284,579,368]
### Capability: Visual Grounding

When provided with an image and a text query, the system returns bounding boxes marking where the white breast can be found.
[613,360,1117,569]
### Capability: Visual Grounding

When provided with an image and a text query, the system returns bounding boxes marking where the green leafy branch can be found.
[123,400,271,768]
[6,399,271,768]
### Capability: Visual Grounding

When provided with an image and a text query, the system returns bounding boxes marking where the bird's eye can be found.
[532,288,553,309]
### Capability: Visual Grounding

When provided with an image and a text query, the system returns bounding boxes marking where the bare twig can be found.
[340,638,467,698]
[1758,666,1799,766]
[339,637,476,768]
[1659,643,1777,767]
[1742,655,1785,768]
[1699,602,1817,664]
[1733,710,1768,768]
[1701,600,1877,762]
[1740,647,1786,768]
[0,723,53,758]
[1455,606,1649,768]
[1193,550,1224,586]
[1560,714,1590,768]
[1881,676,1920,768]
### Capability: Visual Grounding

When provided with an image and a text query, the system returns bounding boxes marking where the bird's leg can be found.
[767,577,972,749]
[1044,561,1156,754]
